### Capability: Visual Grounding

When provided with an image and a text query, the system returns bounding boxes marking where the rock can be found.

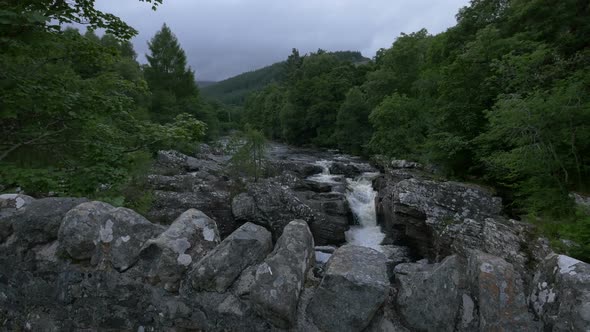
[308,245,389,332]
[148,188,235,237]
[329,162,361,178]
[300,192,352,245]
[0,194,26,242]
[377,177,521,261]
[188,222,272,292]
[58,201,163,271]
[393,256,463,332]
[140,209,220,292]
[269,160,324,177]
[249,220,315,328]
[390,160,423,169]
[10,197,88,248]
[154,150,224,175]
[0,193,34,210]
[530,254,590,331]
[230,179,319,241]
[147,174,199,192]
[380,245,412,277]
[466,250,538,331]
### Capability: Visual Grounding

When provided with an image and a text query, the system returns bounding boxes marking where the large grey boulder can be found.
[530,254,590,331]
[376,176,531,269]
[140,209,220,292]
[231,179,319,240]
[188,222,272,292]
[466,250,538,331]
[297,192,352,245]
[394,256,463,332]
[249,220,315,328]
[58,201,163,271]
[10,197,88,247]
[308,245,389,332]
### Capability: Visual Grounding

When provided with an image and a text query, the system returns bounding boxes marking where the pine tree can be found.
[144,23,199,122]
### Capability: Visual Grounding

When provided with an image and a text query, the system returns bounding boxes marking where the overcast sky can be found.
[95,0,470,81]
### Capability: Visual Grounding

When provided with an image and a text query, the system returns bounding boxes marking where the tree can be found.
[335,87,372,155]
[229,127,267,182]
[144,23,200,123]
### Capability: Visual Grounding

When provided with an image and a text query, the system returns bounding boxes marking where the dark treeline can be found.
[0,2,231,212]
[241,0,590,257]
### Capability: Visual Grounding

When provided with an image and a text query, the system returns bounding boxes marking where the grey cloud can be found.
[96,0,469,81]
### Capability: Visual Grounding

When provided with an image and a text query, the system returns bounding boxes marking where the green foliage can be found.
[0,1,208,214]
[229,127,267,181]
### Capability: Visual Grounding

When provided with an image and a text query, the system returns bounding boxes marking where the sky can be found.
[95,0,470,82]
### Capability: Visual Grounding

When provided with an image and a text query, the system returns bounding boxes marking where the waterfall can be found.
[308,160,385,252]
[344,173,385,252]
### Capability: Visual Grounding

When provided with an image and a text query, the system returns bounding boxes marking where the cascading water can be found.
[308,160,385,252]
[344,172,385,252]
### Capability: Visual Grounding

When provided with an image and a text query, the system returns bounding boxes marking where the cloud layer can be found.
[96,0,469,81]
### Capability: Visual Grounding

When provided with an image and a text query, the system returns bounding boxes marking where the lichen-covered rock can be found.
[249,220,315,328]
[188,222,272,292]
[10,197,88,248]
[308,245,389,332]
[140,209,220,292]
[394,256,463,332]
[0,193,34,210]
[530,254,590,331]
[58,201,163,271]
[467,250,538,331]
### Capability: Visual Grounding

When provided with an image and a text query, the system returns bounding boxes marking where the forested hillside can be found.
[201,51,369,105]
[240,0,590,253]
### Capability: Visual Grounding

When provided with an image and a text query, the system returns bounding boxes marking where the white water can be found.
[307,160,342,184]
[308,160,385,252]
[344,172,385,252]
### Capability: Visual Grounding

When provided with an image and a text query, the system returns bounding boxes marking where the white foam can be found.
[344,173,385,252]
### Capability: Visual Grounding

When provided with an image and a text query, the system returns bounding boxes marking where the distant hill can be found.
[197,81,217,88]
[201,51,370,106]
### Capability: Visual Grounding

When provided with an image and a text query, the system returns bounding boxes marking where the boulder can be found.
[376,176,527,263]
[10,197,88,247]
[140,209,220,292]
[394,256,463,332]
[249,220,315,328]
[530,254,590,331]
[308,245,389,332]
[329,162,361,178]
[230,179,319,240]
[0,193,34,210]
[298,192,352,245]
[58,201,163,271]
[390,160,422,169]
[148,188,235,237]
[0,194,34,242]
[466,250,538,331]
[188,222,272,292]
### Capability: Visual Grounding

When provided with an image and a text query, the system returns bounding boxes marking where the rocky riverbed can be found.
[0,143,589,331]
